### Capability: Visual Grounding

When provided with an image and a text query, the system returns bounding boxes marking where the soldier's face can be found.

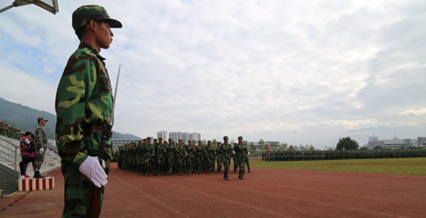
[94,21,114,49]
[238,138,242,143]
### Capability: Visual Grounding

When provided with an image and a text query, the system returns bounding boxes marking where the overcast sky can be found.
[1,0,425,148]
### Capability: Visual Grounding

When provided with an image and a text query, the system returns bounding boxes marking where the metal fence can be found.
[0,135,19,170]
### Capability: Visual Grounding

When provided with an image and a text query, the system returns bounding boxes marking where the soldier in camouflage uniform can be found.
[177,139,187,175]
[195,140,205,174]
[144,137,155,176]
[216,142,222,173]
[34,117,48,178]
[55,5,122,217]
[206,140,215,174]
[219,136,233,180]
[186,140,195,175]
[244,143,251,173]
[234,136,245,179]
[166,138,176,175]
[156,138,166,175]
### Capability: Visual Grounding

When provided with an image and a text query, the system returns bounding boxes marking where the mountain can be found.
[0,97,140,140]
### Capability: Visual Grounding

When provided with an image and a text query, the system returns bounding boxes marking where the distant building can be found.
[365,134,426,149]
[157,131,167,140]
[369,133,378,142]
[168,131,201,143]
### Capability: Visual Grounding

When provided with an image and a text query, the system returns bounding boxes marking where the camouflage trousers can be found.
[217,157,222,173]
[178,157,186,175]
[34,148,46,171]
[195,157,203,174]
[186,157,194,174]
[236,155,245,179]
[244,156,250,172]
[222,158,230,179]
[168,156,175,174]
[233,156,238,172]
[61,158,110,218]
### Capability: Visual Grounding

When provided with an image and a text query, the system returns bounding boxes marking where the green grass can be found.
[250,157,426,175]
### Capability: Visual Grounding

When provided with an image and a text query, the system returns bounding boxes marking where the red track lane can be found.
[1,163,425,217]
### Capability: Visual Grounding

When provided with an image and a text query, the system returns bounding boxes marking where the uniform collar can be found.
[78,42,106,61]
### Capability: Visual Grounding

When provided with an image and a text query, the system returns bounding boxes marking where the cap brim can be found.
[104,18,122,28]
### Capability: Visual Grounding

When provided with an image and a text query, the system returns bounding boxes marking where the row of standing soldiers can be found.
[117,136,251,180]
[263,149,426,161]
[0,120,24,140]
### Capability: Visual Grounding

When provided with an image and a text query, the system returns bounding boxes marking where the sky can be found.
[0,0,425,149]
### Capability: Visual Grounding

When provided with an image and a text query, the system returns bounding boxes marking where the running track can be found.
[1,162,425,217]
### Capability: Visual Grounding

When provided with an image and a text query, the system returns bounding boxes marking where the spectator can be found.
[19,132,35,179]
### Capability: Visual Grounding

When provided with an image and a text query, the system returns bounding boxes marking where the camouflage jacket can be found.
[55,43,113,166]
[219,143,233,160]
[35,125,48,150]
[234,143,245,157]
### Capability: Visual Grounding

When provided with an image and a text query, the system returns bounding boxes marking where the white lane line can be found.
[181,177,409,218]
[111,175,190,218]
[150,177,290,218]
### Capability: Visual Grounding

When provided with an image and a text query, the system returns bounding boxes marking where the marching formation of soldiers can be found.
[117,136,251,180]
[263,149,426,161]
[0,119,24,140]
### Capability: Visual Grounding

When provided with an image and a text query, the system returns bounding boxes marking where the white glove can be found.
[39,148,44,154]
[79,156,108,188]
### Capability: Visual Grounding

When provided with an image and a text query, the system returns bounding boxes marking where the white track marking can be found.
[111,175,189,218]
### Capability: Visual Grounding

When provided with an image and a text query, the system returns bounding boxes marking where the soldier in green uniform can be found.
[156,138,165,175]
[195,140,205,174]
[177,139,187,175]
[34,117,48,178]
[216,142,222,173]
[186,140,195,175]
[244,143,251,173]
[234,136,245,179]
[206,140,215,174]
[145,137,155,176]
[166,138,176,176]
[55,5,122,217]
[219,136,233,180]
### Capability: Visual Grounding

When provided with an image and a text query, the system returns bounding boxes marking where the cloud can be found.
[1,0,425,148]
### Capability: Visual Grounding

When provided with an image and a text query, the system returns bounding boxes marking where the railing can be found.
[0,136,19,170]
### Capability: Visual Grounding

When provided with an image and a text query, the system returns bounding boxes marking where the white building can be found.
[365,135,426,149]
[157,131,167,140]
[168,131,202,143]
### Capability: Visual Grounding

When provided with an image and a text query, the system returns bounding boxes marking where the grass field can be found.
[250,157,426,175]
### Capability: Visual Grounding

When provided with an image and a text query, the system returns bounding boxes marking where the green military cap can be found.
[138,140,142,143]
[198,140,202,143]
[37,117,48,123]
[159,137,163,140]
[208,140,211,143]
[223,136,228,140]
[178,139,183,142]
[147,137,151,140]
[72,5,123,33]
[168,138,173,141]
[188,140,191,142]
[238,136,243,139]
